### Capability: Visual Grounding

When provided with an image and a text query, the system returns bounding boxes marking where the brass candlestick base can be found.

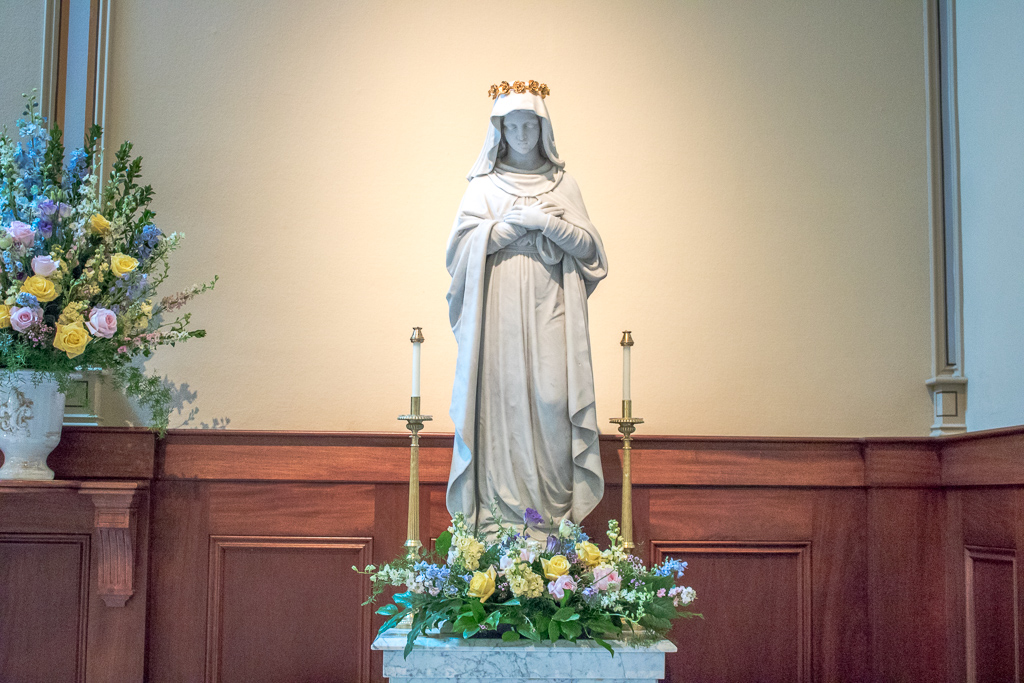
[399,395,432,561]
[610,399,644,551]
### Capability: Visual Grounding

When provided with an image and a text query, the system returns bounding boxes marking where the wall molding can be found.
[964,545,1019,683]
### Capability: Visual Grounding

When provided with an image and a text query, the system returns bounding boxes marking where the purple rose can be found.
[85,307,117,338]
[8,221,35,247]
[31,255,59,277]
[547,574,577,600]
[9,306,42,332]
[524,508,544,527]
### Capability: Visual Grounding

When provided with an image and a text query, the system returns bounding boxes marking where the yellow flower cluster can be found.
[455,536,485,570]
[0,305,10,329]
[58,301,89,326]
[507,563,544,599]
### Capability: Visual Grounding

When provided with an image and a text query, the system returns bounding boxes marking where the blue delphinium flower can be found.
[64,147,90,186]
[134,224,162,261]
[14,292,38,308]
[653,558,688,579]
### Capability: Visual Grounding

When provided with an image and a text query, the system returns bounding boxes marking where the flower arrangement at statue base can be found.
[0,93,214,460]
[356,507,701,658]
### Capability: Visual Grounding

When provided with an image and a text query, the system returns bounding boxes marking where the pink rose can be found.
[85,307,118,338]
[9,306,42,332]
[520,547,538,563]
[31,255,59,277]
[8,221,35,247]
[547,574,577,600]
[592,567,620,592]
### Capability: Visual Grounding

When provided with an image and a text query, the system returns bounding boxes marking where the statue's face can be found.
[502,110,541,156]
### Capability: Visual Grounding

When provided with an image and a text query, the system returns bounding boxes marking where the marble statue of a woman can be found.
[446,82,607,538]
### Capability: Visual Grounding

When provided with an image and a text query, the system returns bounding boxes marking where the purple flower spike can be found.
[524,508,543,527]
[546,535,559,553]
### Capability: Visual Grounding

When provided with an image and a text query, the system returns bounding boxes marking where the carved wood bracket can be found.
[80,483,140,607]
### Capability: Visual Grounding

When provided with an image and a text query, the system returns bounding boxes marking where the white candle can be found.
[622,333,630,403]
[623,343,631,401]
[411,327,423,397]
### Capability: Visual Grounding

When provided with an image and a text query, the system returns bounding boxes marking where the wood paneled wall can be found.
[2,426,1024,682]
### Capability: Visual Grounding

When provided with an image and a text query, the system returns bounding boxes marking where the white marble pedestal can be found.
[372,628,676,683]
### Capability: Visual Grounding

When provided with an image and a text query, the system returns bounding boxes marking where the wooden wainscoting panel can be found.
[942,428,1024,486]
[146,480,212,682]
[812,489,869,682]
[868,488,947,682]
[649,488,814,541]
[962,488,1017,549]
[965,546,1018,683]
[207,482,375,536]
[864,441,942,486]
[206,535,372,683]
[0,534,89,683]
[652,541,812,683]
[629,437,864,487]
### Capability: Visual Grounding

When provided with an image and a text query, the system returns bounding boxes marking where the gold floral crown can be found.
[488,80,550,99]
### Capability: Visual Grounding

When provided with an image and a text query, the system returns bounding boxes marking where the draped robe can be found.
[446,161,607,537]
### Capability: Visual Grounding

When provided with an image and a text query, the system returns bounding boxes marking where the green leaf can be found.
[435,530,452,558]
[639,614,672,631]
[560,589,574,608]
[453,616,476,632]
[594,637,615,657]
[502,630,521,641]
[561,620,583,640]
[469,598,486,622]
[584,616,618,635]
[393,591,416,608]
[535,614,551,634]
[463,625,480,638]
[517,624,541,641]
[547,619,561,641]
[552,607,576,622]
[498,597,521,606]
[376,604,399,616]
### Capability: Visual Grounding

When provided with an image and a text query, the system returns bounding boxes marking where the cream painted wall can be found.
[958,0,1024,431]
[97,0,935,436]
[0,0,45,128]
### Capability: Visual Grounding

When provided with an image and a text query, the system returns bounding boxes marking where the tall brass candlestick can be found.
[399,328,431,561]
[609,331,643,551]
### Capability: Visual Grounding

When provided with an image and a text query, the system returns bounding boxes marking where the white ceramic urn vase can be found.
[0,371,66,480]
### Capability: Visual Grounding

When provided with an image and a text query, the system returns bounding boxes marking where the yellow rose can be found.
[89,214,111,236]
[53,321,91,359]
[0,305,9,329]
[575,542,602,568]
[110,253,139,277]
[21,276,58,303]
[467,566,497,603]
[540,555,571,580]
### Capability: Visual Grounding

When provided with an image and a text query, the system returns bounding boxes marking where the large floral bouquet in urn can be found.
[0,96,214,434]
[356,509,701,658]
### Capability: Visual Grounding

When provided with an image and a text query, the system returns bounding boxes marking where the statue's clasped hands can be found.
[504,202,564,231]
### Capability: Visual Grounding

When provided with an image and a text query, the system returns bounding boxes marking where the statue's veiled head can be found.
[467,87,563,180]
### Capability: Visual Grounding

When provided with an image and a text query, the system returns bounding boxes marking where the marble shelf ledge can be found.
[372,628,676,683]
